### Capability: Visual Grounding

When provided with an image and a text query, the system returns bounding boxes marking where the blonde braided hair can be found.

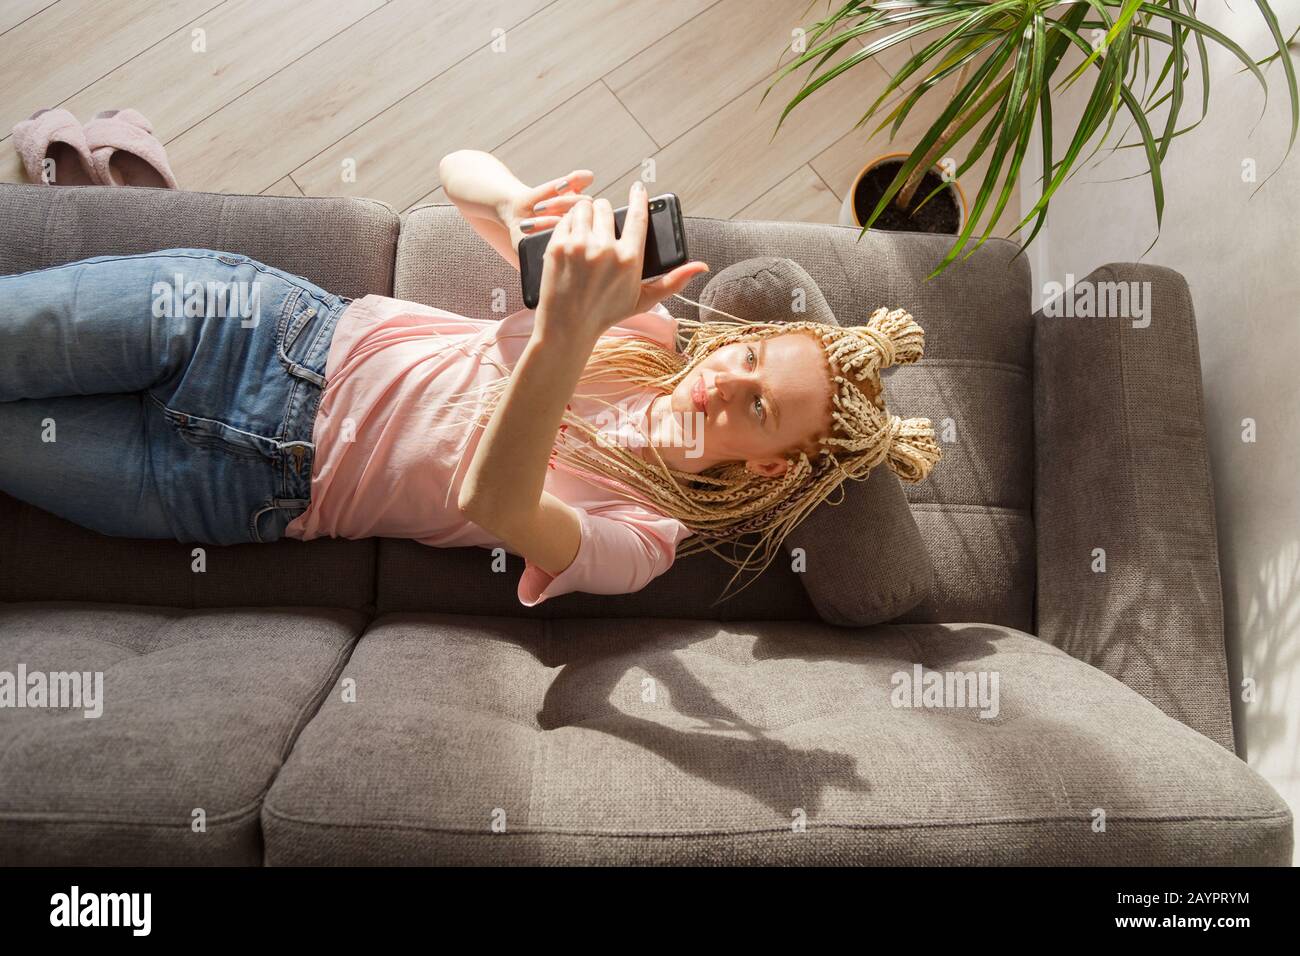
[456,294,942,603]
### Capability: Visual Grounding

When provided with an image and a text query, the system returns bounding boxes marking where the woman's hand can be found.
[536,181,709,340]
[498,168,596,250]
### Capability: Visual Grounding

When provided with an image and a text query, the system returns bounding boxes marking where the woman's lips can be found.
[692,376,707,416]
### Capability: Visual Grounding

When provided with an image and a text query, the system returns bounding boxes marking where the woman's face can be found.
[661,331,835,476]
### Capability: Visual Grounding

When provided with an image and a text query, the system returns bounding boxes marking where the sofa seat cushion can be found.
[0,602,365,864]
[263,615,1292,865]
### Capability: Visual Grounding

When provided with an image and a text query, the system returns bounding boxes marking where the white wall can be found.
[1020,3,1300,861]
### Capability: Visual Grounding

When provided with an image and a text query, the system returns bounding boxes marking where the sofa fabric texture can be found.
[1033,263,1235,751]
[261,615,1290,866]
[0,184,1288,866]
[0,603,363,865]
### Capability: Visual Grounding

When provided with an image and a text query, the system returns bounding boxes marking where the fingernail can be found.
[520,219,535,231]
[556,179,569,192]
[632,181,645,195]
[534,200,550,212]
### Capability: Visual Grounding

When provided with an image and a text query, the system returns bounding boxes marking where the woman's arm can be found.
[457,182,709,577]
[458,317,597,573]
[438,149,593,271]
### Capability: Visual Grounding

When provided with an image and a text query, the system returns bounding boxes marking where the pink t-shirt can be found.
[283,294,692,606]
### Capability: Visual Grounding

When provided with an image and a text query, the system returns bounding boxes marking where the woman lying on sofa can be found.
[0,150,938,606]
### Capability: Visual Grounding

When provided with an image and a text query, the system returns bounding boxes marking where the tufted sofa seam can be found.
[273,613,368,765]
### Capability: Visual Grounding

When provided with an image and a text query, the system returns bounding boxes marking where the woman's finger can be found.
[518,215,561,234]
[556,169,594,194]
[526,169,594,206]
[550,204,571,244]
[568,197,593,245]
[531,192,589,216]
[617,181,649,259]
[636,260,710,312]
[590,197,615,247]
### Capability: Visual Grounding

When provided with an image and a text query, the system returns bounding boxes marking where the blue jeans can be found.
[0,249,349,545]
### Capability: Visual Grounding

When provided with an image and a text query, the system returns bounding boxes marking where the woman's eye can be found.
[753,395,765,422]
[746,347,756,368]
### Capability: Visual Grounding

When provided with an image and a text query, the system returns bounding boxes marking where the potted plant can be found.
[840,149,968,233]
[766,1,1298,277]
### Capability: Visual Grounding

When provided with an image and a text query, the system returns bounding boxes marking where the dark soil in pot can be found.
[853,158,961,234]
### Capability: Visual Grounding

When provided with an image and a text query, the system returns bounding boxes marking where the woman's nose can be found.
[713,371,732,402]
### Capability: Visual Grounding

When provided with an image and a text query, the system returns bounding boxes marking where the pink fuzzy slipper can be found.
[11,108,97,185]
[83,109,179,189]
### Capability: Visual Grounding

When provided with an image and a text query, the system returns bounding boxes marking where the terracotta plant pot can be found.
[838,151,967,235]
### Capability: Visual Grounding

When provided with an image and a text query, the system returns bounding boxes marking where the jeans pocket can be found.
[250,498,309,544]
[277,290,337,387]
[159,405,269,462]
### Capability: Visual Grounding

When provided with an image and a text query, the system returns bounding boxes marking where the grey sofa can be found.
[0,182,1290,866]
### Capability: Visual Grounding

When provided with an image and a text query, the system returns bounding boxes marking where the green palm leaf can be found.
[766,0,1299,277]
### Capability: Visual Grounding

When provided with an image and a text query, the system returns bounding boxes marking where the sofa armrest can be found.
[1033,263,1234,751]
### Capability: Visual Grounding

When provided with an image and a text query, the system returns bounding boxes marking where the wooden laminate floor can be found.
[0,0,1018,230]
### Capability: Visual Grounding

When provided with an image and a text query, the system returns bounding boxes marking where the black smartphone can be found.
[518,191,687,309]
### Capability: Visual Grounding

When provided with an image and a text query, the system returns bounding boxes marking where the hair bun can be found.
[864,307,926,370]
[884,415,943,483]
